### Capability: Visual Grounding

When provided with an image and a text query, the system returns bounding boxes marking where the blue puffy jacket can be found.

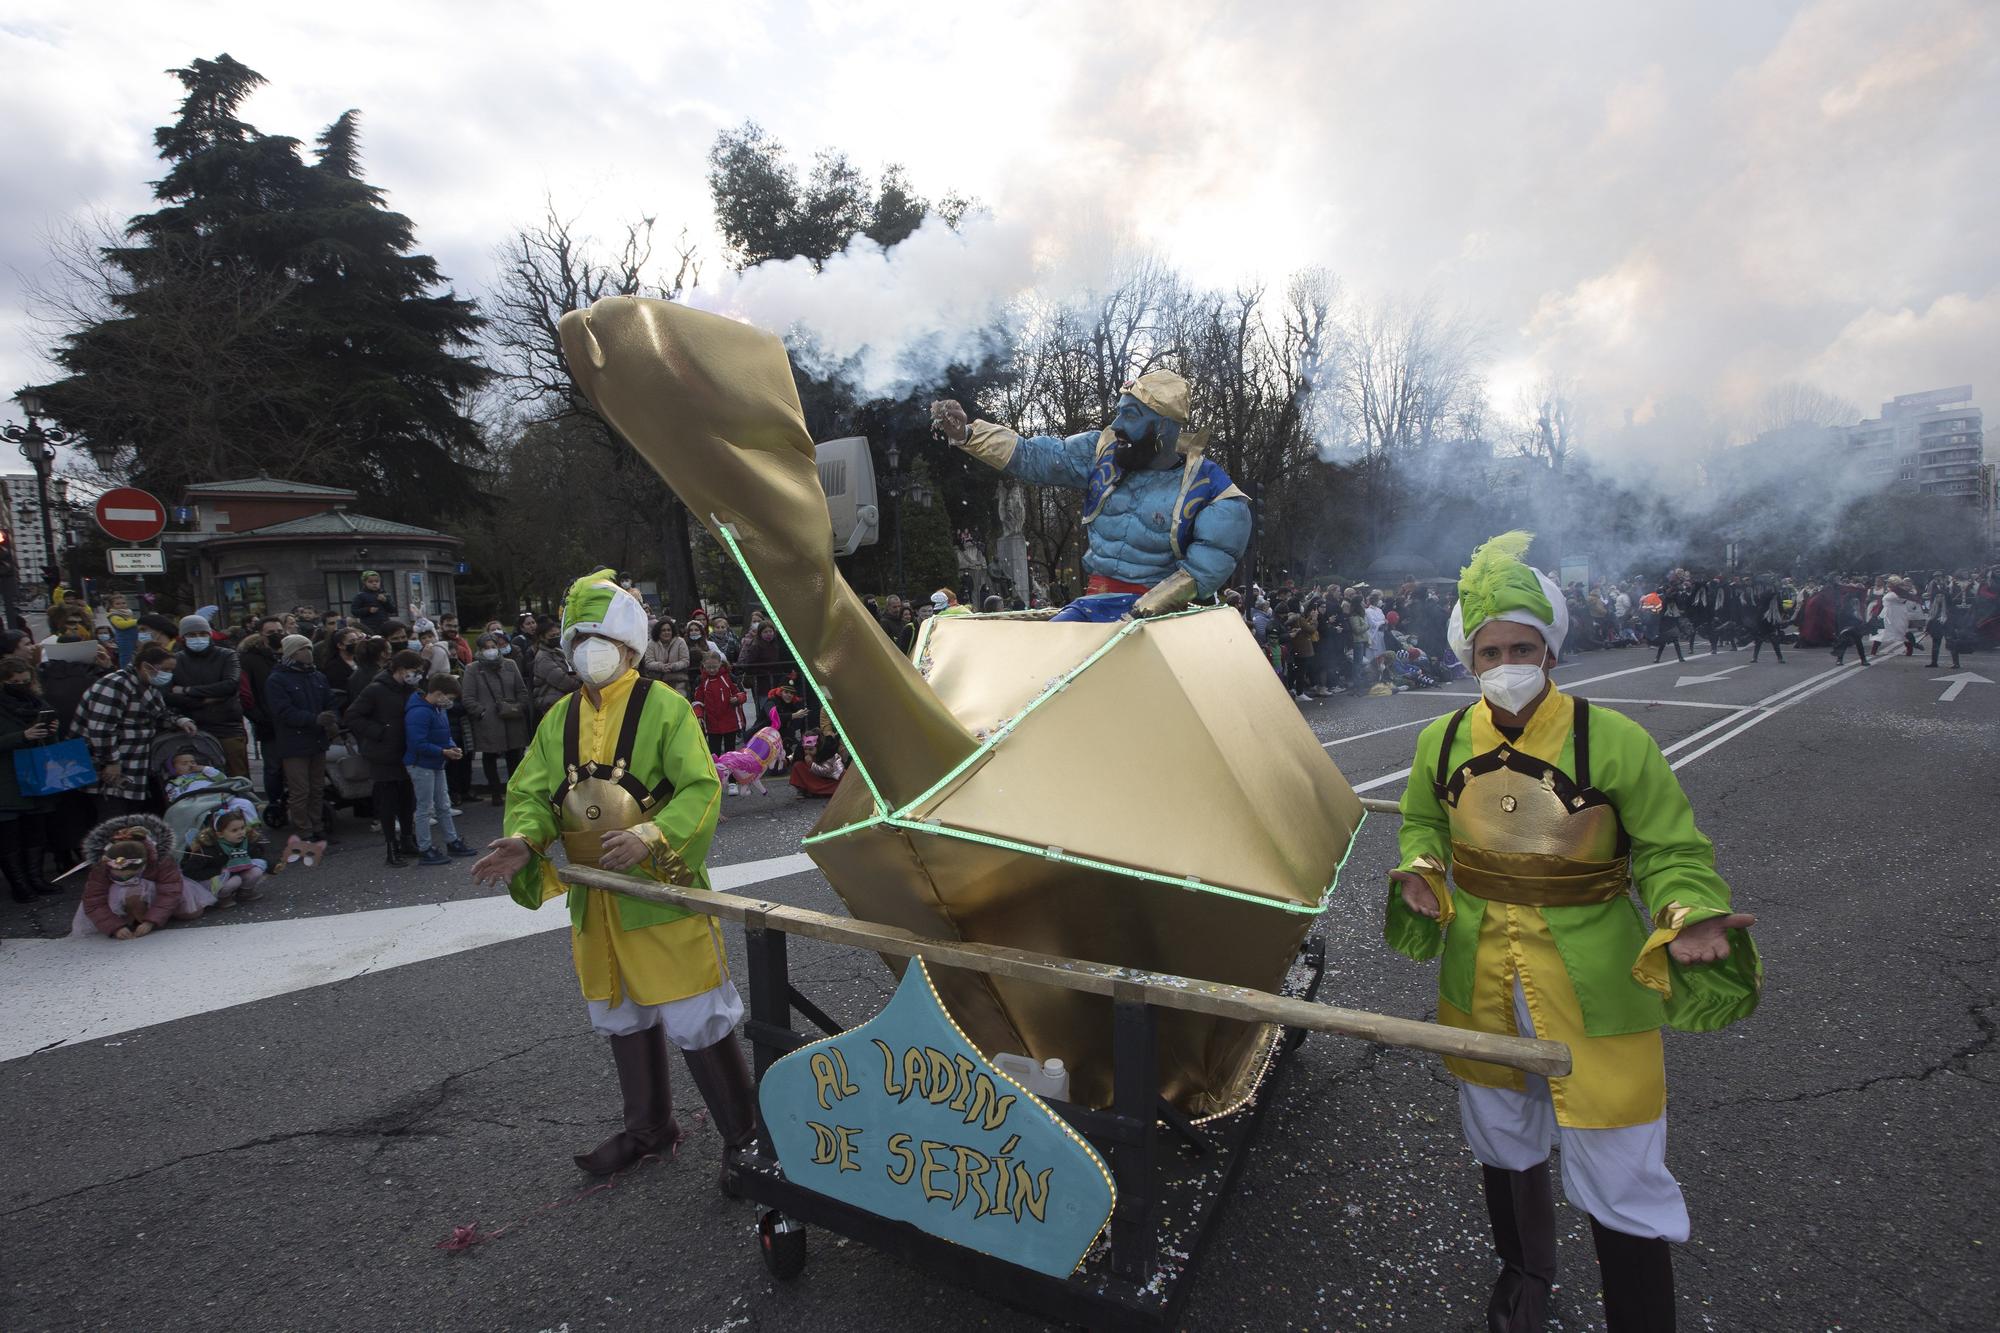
[402,691,454,769]
[981,430,1251,593]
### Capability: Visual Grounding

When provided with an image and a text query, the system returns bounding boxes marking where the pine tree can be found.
[37,55,487,519]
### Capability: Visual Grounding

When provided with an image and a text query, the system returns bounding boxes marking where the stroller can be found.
[151,731,263,855]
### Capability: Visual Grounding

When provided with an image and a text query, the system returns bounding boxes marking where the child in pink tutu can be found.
[71,814,209,939]
[713,716,786,796]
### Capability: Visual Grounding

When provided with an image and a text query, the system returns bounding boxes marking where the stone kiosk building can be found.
[171,476,462,626]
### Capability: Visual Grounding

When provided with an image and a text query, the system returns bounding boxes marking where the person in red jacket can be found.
[71,814,199,938]
[690,651,746,755]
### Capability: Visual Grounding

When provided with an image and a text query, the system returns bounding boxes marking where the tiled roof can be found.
[228,510,455,540]
[182,476,359,498]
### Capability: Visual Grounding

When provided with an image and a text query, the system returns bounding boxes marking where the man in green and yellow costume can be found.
[1386,533,1760,1333]
[471,570,755,1183]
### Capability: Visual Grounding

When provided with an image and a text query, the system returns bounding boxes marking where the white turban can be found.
[1446,567,1568,668]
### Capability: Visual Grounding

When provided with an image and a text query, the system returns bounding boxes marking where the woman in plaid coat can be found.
[73,643,197,815]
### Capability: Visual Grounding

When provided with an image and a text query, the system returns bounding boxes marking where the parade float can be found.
[553,297,1566,1327]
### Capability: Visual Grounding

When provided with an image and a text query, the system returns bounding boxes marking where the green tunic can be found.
[504,672,726,1005]
[1387,691,1761,1036]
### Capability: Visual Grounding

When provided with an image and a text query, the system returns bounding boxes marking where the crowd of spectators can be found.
[6,559,1993,906]
[1229,565,2000,699]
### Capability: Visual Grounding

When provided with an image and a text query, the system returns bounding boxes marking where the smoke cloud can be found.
[686,213,1042,398]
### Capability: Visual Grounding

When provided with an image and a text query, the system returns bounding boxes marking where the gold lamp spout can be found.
[556,297,977,811]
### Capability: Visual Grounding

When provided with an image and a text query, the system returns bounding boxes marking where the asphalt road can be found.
[2,641,1993,1332]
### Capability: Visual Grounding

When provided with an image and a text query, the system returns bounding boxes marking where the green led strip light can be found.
[722,544,1356,916]
[888,615,1150,821]
[1318,809,1367,909]
[715,522,889,818]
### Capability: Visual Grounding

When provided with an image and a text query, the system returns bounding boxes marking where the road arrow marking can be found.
[1675,664,1749,687]
[1931,671,1993,703]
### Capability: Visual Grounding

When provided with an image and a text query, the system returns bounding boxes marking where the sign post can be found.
[94,488,169,603]
[93,488,168,543]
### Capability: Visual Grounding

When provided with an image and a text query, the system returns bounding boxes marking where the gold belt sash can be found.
[1449,842,1630,907]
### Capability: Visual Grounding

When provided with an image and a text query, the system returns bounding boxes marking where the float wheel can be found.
[758,1209,808,1280]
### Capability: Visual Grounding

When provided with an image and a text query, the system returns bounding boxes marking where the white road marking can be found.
[1931,671,1992,703]
[1674,665,1748,687]
[1429,693,1752,711]
[1349,658,1863,798]
[1323,714,1448,748]
[1668,662,1867,770]
[0,852,819,1062]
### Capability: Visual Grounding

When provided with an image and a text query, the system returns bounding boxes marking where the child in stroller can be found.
[154,732,322,869]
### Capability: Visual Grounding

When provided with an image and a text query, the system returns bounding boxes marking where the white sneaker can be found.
[428,814,439,825]
[447,807,463,817]
[1294,692,1313,702]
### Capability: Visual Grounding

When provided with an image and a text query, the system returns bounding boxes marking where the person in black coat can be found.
[238,618,286,821]
[263,634,339,842]
[38,635,112,865]
[164,614,248,777]
[343,648,422,866]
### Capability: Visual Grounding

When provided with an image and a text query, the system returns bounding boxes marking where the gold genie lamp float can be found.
[558,298,1364,1116]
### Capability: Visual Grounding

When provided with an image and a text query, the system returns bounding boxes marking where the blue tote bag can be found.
[14,739,98,795]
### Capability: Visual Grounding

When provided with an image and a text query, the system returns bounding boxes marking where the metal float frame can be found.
[566,831,1564,1331]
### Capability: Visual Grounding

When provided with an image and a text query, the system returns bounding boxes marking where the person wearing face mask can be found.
[471,569,755,1188]
[463,633,531,806]
[343,649,425,866]
[1383,532,1761,1333]
[532,624,581,713]
[164,615,250,778]
[75,643,198,816]
[0,656,62,901]
[266,633,340,851]
[640,618,689,693]
[930,370,1250,622]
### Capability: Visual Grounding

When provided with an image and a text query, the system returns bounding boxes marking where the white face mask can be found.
[1479,662,1547,715]
[570,637,624,686]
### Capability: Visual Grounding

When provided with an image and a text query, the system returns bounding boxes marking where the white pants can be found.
[587,979,744,1050]
[1458,982,1690,1242]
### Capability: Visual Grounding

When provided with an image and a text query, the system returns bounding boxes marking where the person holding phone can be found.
[0,655,61,899]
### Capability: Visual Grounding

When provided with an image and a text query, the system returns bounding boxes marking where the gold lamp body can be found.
[558,297,1363,1115]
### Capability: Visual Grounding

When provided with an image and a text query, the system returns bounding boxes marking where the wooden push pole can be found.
[560,865,1571,1078]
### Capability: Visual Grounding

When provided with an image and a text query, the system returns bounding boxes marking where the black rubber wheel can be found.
[758,1209,808,1280]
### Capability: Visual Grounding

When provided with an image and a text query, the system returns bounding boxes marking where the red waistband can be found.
[1086,575,1149,596]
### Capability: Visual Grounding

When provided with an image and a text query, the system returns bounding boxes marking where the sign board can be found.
[758,960,1114,1277]
[108,548,165,575]
[1888,385,1973,413]
[93,487,167,543]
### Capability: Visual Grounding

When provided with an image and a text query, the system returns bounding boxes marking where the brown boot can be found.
[682,1033,758,1195]
[574,1028,683,1175]
[1590,1218,1675,1332]
[1483,1163,1556,1332]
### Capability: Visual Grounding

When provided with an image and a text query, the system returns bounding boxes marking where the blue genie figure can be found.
[928,371,1251,621]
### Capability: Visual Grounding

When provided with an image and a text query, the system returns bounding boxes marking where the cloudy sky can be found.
[2,0,1995,450]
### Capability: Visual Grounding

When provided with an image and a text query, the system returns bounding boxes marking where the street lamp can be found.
[2,389,68,591]
[884,438,905,595]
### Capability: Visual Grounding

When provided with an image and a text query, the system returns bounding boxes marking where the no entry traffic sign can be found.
[94,487,168,543]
